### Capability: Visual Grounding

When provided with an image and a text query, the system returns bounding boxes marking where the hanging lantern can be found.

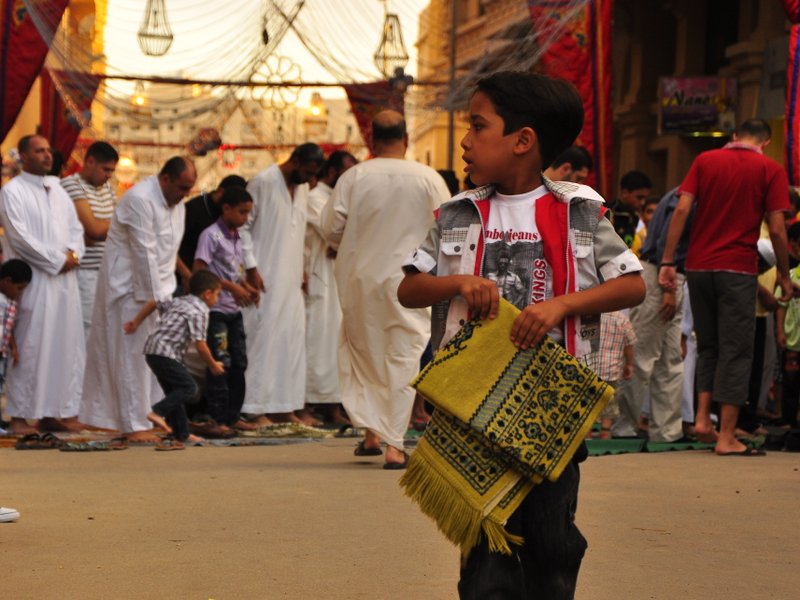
[137,0,174,57]
[373,13,409,78]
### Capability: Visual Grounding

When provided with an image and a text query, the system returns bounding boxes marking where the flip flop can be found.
[717,446,767,457]
[155,438,185,451]
[354,440,382,456]
[15,432,64,450]
[383,451,410,470]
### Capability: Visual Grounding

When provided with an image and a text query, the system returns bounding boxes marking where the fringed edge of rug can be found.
[399,449,524,557]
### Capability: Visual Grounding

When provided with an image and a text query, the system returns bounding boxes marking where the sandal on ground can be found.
[354,440,382,456]
[383,451,410,470]
[15,432,64,450]
[155,438,185,451]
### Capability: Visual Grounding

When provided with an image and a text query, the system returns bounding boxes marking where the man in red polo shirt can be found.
[659,118,792,455]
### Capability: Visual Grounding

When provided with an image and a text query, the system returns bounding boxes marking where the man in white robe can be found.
[0,135,85,434]
[302,150,356,425]
[241,143,324,425]
[321,111,450,468]
[80,157,196,442]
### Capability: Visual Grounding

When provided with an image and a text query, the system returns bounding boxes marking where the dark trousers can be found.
[782,350,800,427]
[205,311,247,426]
[458,457,587,600]
[146,354,199,441]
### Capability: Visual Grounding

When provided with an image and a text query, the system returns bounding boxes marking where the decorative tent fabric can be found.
[0,0,68,143]
[527,0,613,200]
[39,69,101,163]
[400,299,612,556]
[783,0,800,185]
[342,81,404,155]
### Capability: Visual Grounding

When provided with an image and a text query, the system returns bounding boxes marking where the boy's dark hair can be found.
[290,143,324,166]
[788,221,800,243]
[551,145,593,172]
[736,118,771,142]
[372,118,406,144]
[219,186,253,208]
[474,71,583,169]
[0,259,33,283]
[189,269,221,296]
[85,141,119,163]
[218,174,246,190]
[620,170,652,192]
[159,156,193,179]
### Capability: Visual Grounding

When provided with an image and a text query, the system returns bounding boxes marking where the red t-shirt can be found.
[679,144,789,274]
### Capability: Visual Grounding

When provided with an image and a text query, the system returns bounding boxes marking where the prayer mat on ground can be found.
[400,299,612,556]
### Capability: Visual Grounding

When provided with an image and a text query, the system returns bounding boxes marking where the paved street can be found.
[2,438,798,599]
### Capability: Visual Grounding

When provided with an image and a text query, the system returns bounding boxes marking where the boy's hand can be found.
[510,298,567,350]
[246,268,266,293]
[230,283,253,307]
[777,274,794,303]
[123,320,138,334]
[622,363,634,380]
[658,265,677,292]
[659,290,677,322]
[778,330,787,348]
[209,360,225,376]
[457,275,499,320]
[11,345,19,366]
[242,281,261,307]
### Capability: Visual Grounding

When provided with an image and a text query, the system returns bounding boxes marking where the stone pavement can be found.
[2,438,798,599]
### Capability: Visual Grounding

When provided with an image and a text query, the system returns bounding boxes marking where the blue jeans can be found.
[146,354,199,441]
[205,311,247,426]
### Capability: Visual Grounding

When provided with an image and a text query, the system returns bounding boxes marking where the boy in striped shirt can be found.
[123,270,224,449]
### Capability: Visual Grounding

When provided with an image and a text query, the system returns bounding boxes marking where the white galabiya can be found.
[80,176,185,433]
[320,158,450,451]
[241,164,309,416]
[304,180,341,405]
[0,172,86,420]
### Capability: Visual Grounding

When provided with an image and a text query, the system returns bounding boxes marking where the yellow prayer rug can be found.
[400,299,612,556]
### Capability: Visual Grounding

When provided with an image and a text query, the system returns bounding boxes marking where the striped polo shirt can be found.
[143,295,209,362]
[60,174,116,269]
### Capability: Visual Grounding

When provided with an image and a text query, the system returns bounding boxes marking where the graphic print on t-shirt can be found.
[484,187,552,312]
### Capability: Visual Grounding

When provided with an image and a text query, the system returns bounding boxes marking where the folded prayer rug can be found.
[400,299,612,556]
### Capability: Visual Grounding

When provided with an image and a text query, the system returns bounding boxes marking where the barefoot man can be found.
[0,135,86,434]
[80,157,196,443]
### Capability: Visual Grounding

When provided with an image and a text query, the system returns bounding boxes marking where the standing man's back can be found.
[321,110,450,469]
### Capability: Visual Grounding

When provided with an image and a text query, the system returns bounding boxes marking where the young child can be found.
[193,186,258,434]
[0,259,32,433]
[124,270,225,450]
[592,311,637,437]
[398,71,645,598]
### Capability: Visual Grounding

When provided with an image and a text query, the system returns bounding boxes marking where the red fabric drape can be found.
[39,69,100,163]
[527,0,613,199]
[783,0,800,185]
[0,0,69,143]
[342,81,404,155]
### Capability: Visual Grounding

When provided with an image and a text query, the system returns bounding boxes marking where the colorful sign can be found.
[658,77,737,135]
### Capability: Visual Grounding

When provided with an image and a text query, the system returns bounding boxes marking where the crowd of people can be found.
[0,69,794,597]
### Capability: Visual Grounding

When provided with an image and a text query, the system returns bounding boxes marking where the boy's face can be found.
[201,286,222,308]
[0,278,27,301]
[461,91,521,189]
[641,203,657,225]
[221,201,253,230]
[619,187,650,211]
